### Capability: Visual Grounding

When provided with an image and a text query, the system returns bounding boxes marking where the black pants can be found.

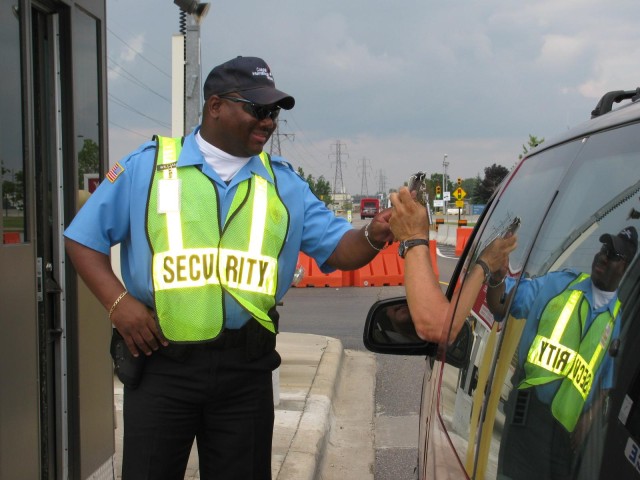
[121,343,281,480]
[498,389,574,480]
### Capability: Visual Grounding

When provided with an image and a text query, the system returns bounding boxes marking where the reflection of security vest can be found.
[146,136,289,342]
[519,273,620,432]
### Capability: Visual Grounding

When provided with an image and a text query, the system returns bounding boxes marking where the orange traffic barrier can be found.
[292,252,346,287]
[457,219,468,227]
[292,238,439,287]
[455,227,473,256]
[353,242,403,286]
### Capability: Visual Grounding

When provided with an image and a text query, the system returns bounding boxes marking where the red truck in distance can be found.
[360,197,380,219]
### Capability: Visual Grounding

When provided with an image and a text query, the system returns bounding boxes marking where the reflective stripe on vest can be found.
[147,136,289,342]
[519,273,619,432]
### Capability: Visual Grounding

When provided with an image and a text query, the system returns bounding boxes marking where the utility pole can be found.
[172,1,210,136]
[442,153,449,213]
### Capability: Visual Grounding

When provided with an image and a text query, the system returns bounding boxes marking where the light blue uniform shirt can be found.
[505,271,621,405]
[64,128,353,329]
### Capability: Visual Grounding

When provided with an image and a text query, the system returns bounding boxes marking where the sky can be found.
[105,0,640,196]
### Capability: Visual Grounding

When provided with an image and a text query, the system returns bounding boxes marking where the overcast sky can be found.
[106,0,640,195]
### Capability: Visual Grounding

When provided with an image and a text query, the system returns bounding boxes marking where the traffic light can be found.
[435,186,442,198]
[457,177,462,186]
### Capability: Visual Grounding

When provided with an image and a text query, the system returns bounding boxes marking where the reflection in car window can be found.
[437,140,580,475]
[437,122,640,479]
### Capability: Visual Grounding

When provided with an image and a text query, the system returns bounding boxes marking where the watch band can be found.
[475,259,492,285]
[399,238,429,258]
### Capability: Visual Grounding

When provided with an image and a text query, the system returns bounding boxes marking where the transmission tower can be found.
[359,157,372,196]
[329,140,348,195]
[269,119,294,156]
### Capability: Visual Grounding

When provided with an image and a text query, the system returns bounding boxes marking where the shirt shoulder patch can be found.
[106,162,125,183]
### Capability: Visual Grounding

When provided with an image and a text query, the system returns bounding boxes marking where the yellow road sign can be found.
[453,187,466,200]
[455,200,465,208]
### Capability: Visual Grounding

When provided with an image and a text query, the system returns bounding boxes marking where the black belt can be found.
[160,317,276,362]
[158,325,249,361]
[197,326,248,350]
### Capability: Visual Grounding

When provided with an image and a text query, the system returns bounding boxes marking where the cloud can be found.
[537,35,587,66]
[119,33,145,62]
[105,0,640,197]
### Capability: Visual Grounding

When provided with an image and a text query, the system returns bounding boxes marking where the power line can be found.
[108,121,155,140]
[276,112,330,180]
[107,28,171,79]
[109,93,171,129]
[269,119,295,157]
[107,56,171,103]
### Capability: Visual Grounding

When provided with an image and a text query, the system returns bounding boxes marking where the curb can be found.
[276,337,345,480]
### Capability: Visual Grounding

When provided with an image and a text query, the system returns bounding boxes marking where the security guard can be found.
[64,56,393,480]
[487,226,637,480]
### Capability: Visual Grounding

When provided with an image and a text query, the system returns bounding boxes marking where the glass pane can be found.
[73,8,101,195]
[437,139,583,477]
[491,124,640,479]
[1,4,26,244]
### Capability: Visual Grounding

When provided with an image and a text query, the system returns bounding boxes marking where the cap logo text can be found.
[253,67,274,83]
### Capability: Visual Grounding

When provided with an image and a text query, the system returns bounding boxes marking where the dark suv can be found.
[364,89,640,479]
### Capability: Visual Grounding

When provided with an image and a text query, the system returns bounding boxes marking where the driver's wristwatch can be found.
[398,238,429,258]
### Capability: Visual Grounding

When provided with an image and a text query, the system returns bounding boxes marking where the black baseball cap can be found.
[203,56,295,109]
[600,225,638,261]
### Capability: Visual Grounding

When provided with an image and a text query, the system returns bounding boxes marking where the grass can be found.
[2,215,24,230]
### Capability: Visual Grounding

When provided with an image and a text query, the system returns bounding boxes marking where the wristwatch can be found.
[475,259,492,285]
[398,239,429,258]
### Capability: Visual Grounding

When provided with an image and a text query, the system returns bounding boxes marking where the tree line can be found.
[297,134,544,208]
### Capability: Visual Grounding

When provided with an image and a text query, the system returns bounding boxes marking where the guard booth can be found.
[0,1,115,478]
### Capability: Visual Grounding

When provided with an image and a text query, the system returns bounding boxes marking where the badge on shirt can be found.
[157,179,181,213]
[106,162,125,183]
[600,322,612,349]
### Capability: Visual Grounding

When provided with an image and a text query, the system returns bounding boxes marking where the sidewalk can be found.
[113,332,372,479]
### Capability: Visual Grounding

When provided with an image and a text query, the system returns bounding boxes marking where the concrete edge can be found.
[277,336,345,480]
[317,349,377,479]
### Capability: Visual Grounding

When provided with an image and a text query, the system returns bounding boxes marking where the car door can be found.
[431,114,640,479]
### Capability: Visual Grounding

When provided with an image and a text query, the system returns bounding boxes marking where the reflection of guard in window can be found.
[487,226,638,480]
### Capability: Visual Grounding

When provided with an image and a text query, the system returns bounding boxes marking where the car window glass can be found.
[437,121,640,479]
[436,139,580,474]
[481,124,638,479]
[488,124,640,480]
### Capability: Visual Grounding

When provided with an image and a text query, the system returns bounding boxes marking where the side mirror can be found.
[362,297,437,356]
[363,297,472,369]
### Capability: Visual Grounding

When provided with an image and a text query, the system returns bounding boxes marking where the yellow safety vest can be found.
[519,273,620,432]
[146,136,289,342]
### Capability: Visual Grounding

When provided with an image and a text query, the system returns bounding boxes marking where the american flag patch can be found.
[106,162,125,183]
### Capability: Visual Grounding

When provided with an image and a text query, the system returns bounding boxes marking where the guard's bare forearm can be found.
[326,227,380,269]
[65,238,126,310]
[326,210,393,270]
[65,238,166,355]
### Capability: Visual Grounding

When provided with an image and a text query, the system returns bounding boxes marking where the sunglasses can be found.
[219,96,280,121]
[600,244,626,262]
